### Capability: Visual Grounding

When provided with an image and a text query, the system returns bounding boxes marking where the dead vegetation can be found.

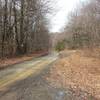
[0,51,47,70]
[46,49,100,99]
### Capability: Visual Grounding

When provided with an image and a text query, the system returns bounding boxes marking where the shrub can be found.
[55,40,66,52]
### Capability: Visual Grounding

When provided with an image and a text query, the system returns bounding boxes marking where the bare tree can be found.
[0,0,51,58]
[64,0,100,49]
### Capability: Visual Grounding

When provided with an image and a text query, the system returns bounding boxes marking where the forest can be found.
[55,0,100,51]
[0,0,100,99]
[0,0,50,58]
[65,0,100,49]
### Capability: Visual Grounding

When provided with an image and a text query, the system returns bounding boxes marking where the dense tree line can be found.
[0,0,50,58]
[64,0,100,49]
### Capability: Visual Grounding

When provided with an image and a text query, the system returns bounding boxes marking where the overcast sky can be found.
[49,0,87,33]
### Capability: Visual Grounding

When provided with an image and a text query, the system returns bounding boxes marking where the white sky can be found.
[49,0,87,33]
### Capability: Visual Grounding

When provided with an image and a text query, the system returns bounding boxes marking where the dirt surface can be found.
[0,54,58,90]
[0,64,96,100]
[0,52,97,100]
[46,50,100,99]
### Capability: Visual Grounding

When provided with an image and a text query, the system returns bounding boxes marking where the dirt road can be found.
[0,53,96,100]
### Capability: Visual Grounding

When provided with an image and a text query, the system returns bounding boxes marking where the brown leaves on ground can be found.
[0,51,47,69]
[0,55,33,69]
[46,49,100,99]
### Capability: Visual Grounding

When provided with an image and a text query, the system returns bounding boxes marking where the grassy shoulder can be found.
[46,49,100,99]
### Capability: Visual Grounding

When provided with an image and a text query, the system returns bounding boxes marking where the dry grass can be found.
[46,49,100,99]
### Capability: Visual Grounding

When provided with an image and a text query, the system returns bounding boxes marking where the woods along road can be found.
[0,53,96,100]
